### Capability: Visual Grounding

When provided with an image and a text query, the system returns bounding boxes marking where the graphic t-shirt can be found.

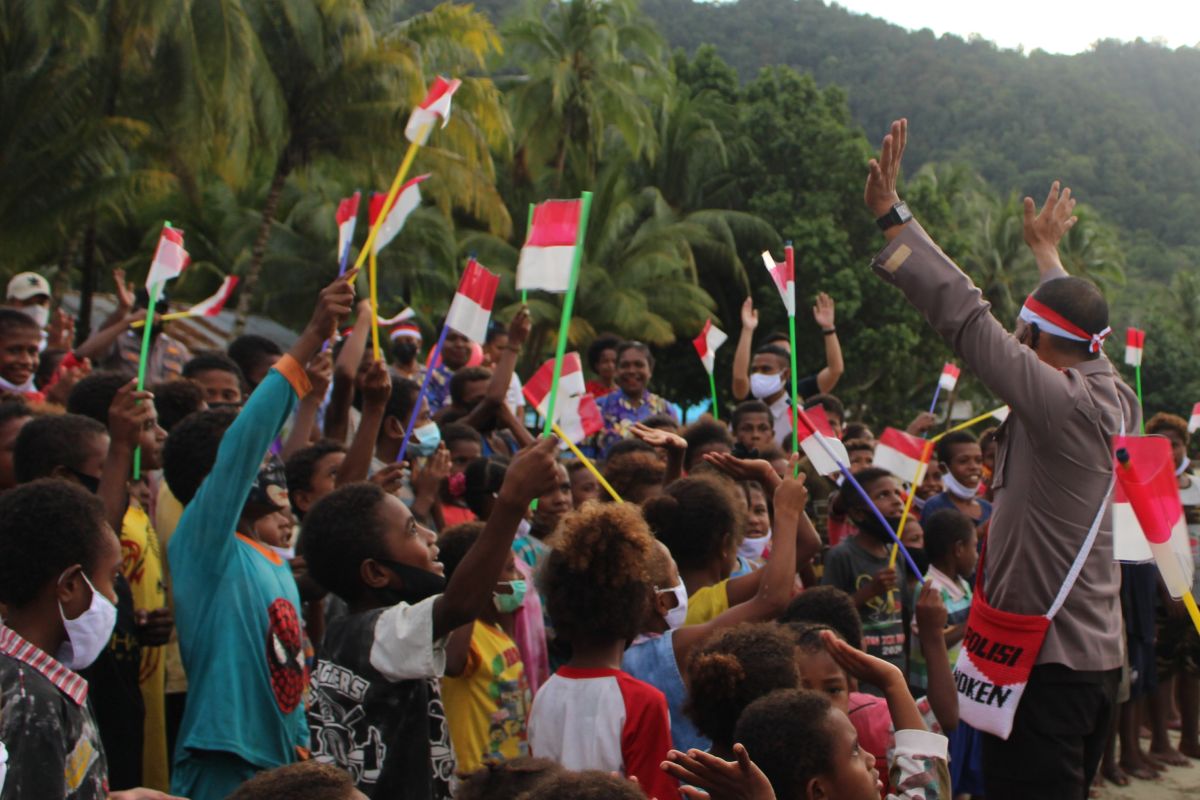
[442,621,530,772]
[120,503,168,789]
[822,535,907,688]
[168,362,311,789]
[0,626,109,800]
[308,596,453,800]
[528,666,679,800]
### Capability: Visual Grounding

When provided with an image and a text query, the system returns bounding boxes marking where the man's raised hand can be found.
[865,119,907,218]
[812,292,835,330]
[309,268,358,341]
[1023,181,1077,277]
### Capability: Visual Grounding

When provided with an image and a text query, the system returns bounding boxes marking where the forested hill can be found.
[639,0,1200,274]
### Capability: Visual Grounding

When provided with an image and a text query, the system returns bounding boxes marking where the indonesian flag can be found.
[336,192,360,262]
[523,353,586,417]
[1125,327,1145,367]
[369,176,429,255]
[760,247,796,316]
[405,76,461,145]
[146,225,189,289]
[1112,435,1195,598]
[516,199,584,293]
[184,276,238,318]
[692,319,727,374]
[444,258,499,343]
[555,393,604,445]
[939,362,961,392]
[1190,402,1200,434]
[874,428,931,485]
[796,406,849,477]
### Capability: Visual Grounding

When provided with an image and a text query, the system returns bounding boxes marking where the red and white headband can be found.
[389,324,422,342]
[1019,296,1111,353]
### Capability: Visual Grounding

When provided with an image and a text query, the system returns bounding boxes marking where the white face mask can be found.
[56,571,117,671]
[18,304,49,330]
[657,582,689,631]
[1177,457,1191,477]
[750,373,784,400]
[739,530,772,562]
[940,469,980,500]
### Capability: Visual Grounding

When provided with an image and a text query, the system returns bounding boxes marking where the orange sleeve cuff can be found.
[273,354,312,400]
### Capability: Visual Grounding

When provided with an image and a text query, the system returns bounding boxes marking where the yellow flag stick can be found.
[552,424,623,503]
[1184,591,1200,637]
[349,123,429,357]
[132,310,190,327]
[369,248,382,360]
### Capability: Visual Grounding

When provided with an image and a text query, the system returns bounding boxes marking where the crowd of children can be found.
[2,121,1199,800]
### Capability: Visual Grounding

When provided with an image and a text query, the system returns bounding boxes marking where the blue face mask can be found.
[410,422,441,457]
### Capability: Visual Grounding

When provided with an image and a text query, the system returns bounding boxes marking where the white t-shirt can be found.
[506,373,524,416]
[369,594,448,681]
[769,394,792,444]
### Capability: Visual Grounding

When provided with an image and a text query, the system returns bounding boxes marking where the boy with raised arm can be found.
[864,119,1136,798]
[164,272,357,800]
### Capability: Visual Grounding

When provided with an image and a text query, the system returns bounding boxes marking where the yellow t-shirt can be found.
[442,620,531,772]
[154,481,188,697]
[684,579,731,626]
[121,503,168,790]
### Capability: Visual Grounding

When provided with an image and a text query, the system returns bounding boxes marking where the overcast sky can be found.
[830,0,1199,54]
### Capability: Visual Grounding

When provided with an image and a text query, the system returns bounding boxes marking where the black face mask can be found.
[907,546,931,576]
[208,402,243,413]
[857,513,904,544]
[68,468,101,495]
[392,342,419,364]
[374,558,446,605]
[731,442,759,460]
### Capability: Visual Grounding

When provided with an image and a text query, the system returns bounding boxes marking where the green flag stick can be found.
[133,280,163,480]
[786,244,800,477]
[540,192,593,439]
[521,203,534,306]
[708,370,719,421]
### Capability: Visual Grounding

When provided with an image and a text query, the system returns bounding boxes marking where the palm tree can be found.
[502,0,669,194]
[232,0,511,329]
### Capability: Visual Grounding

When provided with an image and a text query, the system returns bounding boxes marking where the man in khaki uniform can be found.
[864,119,1137,799]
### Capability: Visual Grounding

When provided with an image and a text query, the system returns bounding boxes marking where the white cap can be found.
[6,272,50,302]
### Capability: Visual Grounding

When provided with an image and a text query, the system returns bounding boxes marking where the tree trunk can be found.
[78,220,98,348]
[233,157,290,334]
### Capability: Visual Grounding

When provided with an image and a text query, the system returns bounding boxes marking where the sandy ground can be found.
[1092,733,1200,800]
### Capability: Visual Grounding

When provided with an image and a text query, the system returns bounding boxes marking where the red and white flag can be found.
[516,199,584,293]
[1112,435,1194,597]
[405,76,461,145]
[796,407,849,477]
[523,353,585,417]
[760,248,796,316]
[991,406,1011,424]
[874,428,930,485]
[692,319,727,374]
[146,225,189,289]
[1125,327,1145,367]
[1190,402,1200,434]
[444,258,499,343]
[184,276,238,318]
[336,192,360,261]
[939,362,961,392]
[555,393,604,445]
[377,307,416,326]
[369,175,429,255]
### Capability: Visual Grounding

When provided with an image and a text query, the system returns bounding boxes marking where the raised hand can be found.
[631,422,687,452]
[498,435,562,507]
[412,445,451,496]
[371,461,410,495]
[507,306,532,348]
[821,628,904,692]
[107,380,155,449]
[47,309,75,350]
[113,268,137,313]
[1023,181,1077,278]
[360,359,392,409]
[915,581,948,636]
[663,745,777,800]
[812,292,835,330]
[905,411,937,436]
[865,566,898,599]
[865,118,907,218]
[740,297,758,332]
[702,451,782,493]
[308,268,359,341]
[772,473,809,518]
[305,350,333,397]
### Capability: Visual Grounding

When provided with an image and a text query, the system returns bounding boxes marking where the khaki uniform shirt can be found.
[872,223,1138,671]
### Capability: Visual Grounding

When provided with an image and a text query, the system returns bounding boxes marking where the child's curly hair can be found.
[538,503,655,644]
[1147,412,1189,446]
[683,622,801,749]
[522,770,647,800]
[643,474,744,571]
[456,756,563,800]
[225,760,357,800]
[602,450,665,501]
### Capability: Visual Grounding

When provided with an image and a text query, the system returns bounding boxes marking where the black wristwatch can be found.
[875,201,912,231]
